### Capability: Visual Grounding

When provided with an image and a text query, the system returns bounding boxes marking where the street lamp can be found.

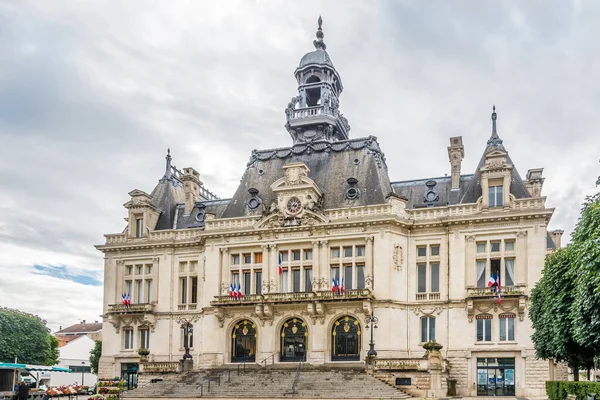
[177,318,193,360]
[365,312,378,357]
[81,361,85,386]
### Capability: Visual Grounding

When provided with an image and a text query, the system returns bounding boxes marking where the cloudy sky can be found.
[0,0,599,332]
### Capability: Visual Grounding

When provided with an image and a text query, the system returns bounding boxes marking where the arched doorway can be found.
[331,315,361,361]
[280,318,308,362]
[231,320,257,362]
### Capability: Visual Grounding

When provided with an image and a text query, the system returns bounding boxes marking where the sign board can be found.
[395,378,411,386]
[505,369,515,385]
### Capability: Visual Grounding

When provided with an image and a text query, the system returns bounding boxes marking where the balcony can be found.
[466,285,526,299]
[211,289,373,307]
[416,293,440,301]
[107,303,155,314]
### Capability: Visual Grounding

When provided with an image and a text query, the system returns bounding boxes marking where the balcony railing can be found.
[177,304,198,311]
[416,293,440,301]
[107,303,155,314]
[211,289,372,306]
[467,285,526,299]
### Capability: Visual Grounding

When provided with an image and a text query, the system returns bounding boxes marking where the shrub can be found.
[546,381,600,400]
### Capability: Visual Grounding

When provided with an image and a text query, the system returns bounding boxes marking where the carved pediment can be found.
[254,208,329,229]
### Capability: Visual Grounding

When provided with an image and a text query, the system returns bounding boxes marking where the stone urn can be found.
[422,341,443,371]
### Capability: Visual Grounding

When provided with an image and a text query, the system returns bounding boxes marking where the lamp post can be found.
[365,312,378,357]
[81,361,85,386]
[177,318,193,360]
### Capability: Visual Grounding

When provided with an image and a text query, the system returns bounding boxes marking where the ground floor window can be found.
[280,318,307,362]
[476,358,515,396]
[231,319,257,362]
[331,316,361,361]
[120,363,138,390]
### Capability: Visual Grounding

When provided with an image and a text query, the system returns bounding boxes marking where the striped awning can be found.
[25,365,71,373]
[0,362,26,369]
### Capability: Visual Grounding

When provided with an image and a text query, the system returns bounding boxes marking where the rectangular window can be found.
[476,242,486,253]
[421,317,435,342]
[417,246,427,257]
[124,329,133,349]
[232,272,240,286]
[476,260,487,288]
[254,252,263,264]
[491,259,501,281]
[491,241,501,252]
[343,246,353,258]
[180,277,188,304]
[244,272,251,295]
[356,246,365,257]
[430,245,440,256]
[330,248,340,259]
[330,267,339,281]
[500,317,515,341]
[489,185,503,207]
[305,269,312,292]
[191,277,198,303]
[189,261,197,272]
[280,251,289,262]
[304,250,312,261]
[135,218,143,238]
[282,270,289,293]
[430,263,439,293]
[179,262,187,273]
[417,264,427,293]
[255,271,262,295]
[293,269,301,293]
[292,250,301,261]
[243,254,251,264]
[232,254,240,265]
[146,280,153,303]
[344,265,353,290]
[139,328,150,349]
[126,280,133,298]
[126,266,133,275]
[136,280,143,304]
[357,265,365,289]
[505,240,515,251]
[146,265,153,275]
[504,259,515,287]
[136,265,143,275]
[477,318,492,342]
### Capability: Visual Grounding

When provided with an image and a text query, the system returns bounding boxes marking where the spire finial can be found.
[165,148,172,178]
[313,16,326,50]
[487,105,503,148]
[491,105,498,135]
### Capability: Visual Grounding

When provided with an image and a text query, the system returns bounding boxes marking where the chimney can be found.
[181,167,201,215]
[448,136,464,190]
[82,320,86,324]
[550,229,564,248]
[525,168,545,197]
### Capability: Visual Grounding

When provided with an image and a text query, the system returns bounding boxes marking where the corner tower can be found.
[285,17,350,144]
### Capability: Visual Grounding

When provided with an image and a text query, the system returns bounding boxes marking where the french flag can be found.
[237,283,243,299]
[124,293,131,309]
[121,293,127,307]
[229,284,234,298]
[487,273,496,288]
[331,278,337,293]
[340,278,345,295]
[278,253,283,275]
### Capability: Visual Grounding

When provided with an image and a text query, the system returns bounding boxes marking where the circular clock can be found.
[286,197,302,215]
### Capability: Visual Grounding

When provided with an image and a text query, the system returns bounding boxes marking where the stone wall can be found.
[98,357,115,379]
[525,354,550,396]
[447,357,468,394]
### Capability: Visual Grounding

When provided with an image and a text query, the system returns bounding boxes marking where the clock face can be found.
[286,197,302,215]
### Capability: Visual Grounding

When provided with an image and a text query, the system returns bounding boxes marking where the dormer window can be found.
[135,217,144,238]
[488,185,503,208]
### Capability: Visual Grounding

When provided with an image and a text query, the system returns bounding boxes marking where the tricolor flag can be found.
[336,279,341,296]
[237,283,243,299]
[124,293,131,309]
[121,293,127,307]
[340,278,345,295]
[229,284,234,298]
[496,273,502,304]
[331,278,337,293]
[278,253,283,275]
[487,274,496,288]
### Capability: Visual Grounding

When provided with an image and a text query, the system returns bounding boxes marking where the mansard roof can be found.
[391,175,474,208]
[220,136,392,218]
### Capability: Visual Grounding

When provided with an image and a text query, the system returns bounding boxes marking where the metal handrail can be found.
[258,351,278,369]
[291,361,302,395]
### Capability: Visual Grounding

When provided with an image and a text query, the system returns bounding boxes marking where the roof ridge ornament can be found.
[313,16,326,50]
[487,105,503,147]
[164,148,172,179]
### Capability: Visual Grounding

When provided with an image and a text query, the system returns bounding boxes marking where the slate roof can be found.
[546,232,556,249]
[55,322,102,335]
[220,136,392,218]
[150,178,186,230]
[391,175,474,208]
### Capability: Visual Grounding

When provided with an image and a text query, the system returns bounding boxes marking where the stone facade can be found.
[96,18,564,397]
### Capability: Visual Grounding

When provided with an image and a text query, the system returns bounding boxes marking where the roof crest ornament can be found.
[313,16,326,50]
[164,148,173,179]
[487,105,503,147]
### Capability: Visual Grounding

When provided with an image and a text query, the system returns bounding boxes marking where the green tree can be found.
[570,193,600,352]
[89,341,102,375]
[0,307,59,365]
[530,249,596,380]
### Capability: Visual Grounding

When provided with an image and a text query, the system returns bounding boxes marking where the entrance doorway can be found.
[280,318,307,362]
[120,363,138,390]
[476,358,515,396]
[331,316,361,361]
[231,320,257,362]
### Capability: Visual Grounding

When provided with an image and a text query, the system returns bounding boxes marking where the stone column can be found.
[516,231,528,286]
[312,241,320,290]
[269,244,278,293]
[152,257,160,302]
[465,235,476,288]
[366,236,374,289]
[481,176,489,209]
[220,248,229,295]
[320,240,329,290]
[262,244,270,294]
[115,260,124,305]
[503,173,511,207]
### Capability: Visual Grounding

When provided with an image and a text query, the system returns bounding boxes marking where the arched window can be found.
[306,75,321,84]
[280,318,308,362]
[231,320,257,362]
[332,316,361,361]
[305,75,322,107]
[420,316,435,343]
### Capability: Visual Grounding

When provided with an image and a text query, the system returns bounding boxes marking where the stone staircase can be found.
[123,365,412,399]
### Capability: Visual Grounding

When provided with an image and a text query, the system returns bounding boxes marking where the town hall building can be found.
[97,18,566,397]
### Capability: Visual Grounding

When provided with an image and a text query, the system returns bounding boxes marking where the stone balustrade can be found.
[374,358,425,371]
[466,285,526,299]
[211,289,372,306]
[107,303,155,314]
[140,361,179,374]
